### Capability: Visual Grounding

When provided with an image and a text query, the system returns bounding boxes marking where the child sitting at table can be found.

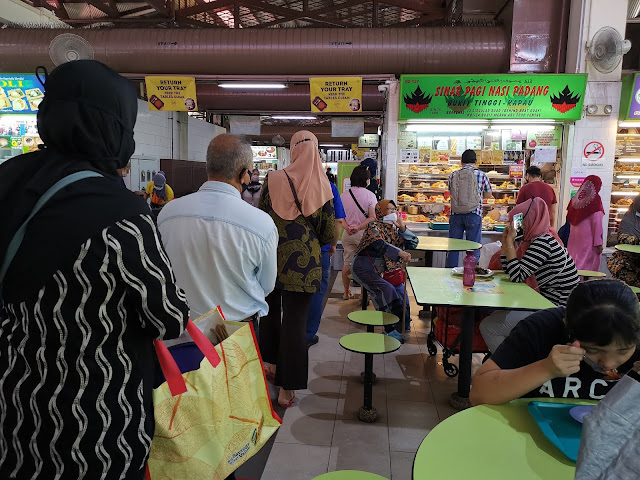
[470,279,640,405]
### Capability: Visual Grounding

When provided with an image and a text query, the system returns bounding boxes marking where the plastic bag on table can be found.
[479,241,502,269]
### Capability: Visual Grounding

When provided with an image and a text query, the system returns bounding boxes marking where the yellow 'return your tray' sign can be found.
[146,76,198,112]
[310,77,362,113]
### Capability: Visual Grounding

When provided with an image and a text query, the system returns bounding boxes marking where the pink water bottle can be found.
[463,250,476,287]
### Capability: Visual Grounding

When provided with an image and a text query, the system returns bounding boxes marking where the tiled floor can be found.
[259,274,484,480]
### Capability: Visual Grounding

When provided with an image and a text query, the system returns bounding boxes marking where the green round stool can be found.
[312,471,388,480]
[578,270,606,279]
[340,332,401,423]
[630,286,640,294]
[347,311,399,333]
[346,311,399,384]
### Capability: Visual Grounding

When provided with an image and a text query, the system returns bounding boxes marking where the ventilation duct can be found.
[0,27,508,75]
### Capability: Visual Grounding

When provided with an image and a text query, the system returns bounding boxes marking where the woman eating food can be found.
[481,197,580,352]
[471,280,640,405]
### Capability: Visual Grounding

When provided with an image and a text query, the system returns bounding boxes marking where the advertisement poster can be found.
[476,149,493,165]
[509,165,524,178]
[399,74,587,121]
[400,149,419,163]
[433,137,449,151]
[0,74,44,113]
[526,126,562,149]
[398,131,418,149]
[466,136,482,150]
[146,76,197,111]
[503,150,524,165]
[503,138,523,151]
[251,146,277,160]
[450,137,466,156]
[430,150,450,163]
[310,77,362,113]
[620,73,640,120]
[357,134,379,148]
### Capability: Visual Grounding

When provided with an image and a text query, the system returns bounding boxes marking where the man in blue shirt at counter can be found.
[306,176,346,347]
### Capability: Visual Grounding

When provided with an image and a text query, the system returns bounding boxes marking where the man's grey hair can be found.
[206,134,253,180]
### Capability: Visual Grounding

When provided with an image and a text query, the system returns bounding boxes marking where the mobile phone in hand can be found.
[512,213,524,239]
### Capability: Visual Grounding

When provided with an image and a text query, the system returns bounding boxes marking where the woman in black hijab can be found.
[0,61,189,480]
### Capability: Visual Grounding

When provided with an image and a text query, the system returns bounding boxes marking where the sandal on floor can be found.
[278,391,296,408]
[343,293,355,300]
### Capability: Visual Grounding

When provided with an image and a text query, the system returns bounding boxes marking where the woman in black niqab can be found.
[0,61,189,480]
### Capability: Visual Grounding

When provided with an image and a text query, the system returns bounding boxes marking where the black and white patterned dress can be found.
[0,213,189,480]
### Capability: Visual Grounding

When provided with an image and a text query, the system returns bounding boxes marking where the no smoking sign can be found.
[582,140,606,168]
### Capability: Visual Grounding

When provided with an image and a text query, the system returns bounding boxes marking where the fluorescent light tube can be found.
[218,83,287,89]
[271,115,317,120]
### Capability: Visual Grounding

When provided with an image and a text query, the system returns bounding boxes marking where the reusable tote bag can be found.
[147,311,282,479]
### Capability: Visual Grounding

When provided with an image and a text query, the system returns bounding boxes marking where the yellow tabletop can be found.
[416,237,482,252]
[407,267,555,310]
[413,398,596,480]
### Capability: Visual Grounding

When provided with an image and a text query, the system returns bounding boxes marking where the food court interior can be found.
[2,0,640,478]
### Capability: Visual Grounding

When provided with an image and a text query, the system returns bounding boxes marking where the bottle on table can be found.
[463,250,476,287]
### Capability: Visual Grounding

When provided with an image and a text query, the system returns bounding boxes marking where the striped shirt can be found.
[448,165,492,216]
[0,213,189,480]
[501,234,580,306]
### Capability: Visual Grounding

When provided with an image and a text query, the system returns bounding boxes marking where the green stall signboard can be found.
[399,74,588,121]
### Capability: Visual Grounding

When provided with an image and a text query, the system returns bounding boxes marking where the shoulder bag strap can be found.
[349,188,368,218]
[283,170,320,239]
[0,170,103,285]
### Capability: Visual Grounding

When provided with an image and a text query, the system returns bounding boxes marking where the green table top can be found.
[347,311,399,327]
[339,332,401,355]
[416,237,482,252]
[615,244,640,254]
[577,270,606,278]
[313,471,388,480]
[413,398,596,480]
[631,286,640,294]
[407,267,555,310]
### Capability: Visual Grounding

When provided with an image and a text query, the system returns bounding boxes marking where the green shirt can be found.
[259,176,335,293]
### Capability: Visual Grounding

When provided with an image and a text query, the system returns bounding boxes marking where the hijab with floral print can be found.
[356,200,403,262]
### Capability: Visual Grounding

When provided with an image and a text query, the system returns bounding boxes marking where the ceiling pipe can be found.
[0,27,509,75]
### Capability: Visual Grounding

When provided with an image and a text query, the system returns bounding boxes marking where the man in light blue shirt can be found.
[157,134,278,327]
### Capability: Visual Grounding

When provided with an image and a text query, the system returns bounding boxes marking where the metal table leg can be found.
[361,288,368,310]
[450,306,475,411]
[358,352,377,422]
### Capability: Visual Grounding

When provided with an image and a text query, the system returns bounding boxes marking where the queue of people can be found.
[2,59,640,480]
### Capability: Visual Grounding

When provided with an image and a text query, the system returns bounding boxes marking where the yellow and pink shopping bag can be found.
[147,308,281,479]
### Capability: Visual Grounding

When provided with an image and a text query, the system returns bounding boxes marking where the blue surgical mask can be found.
[383,213,397,224]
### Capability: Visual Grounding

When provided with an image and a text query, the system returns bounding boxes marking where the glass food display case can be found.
[395,124,563,232]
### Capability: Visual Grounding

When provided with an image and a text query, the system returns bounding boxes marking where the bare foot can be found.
[278,388,296,407]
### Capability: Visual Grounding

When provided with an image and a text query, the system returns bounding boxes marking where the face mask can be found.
[383,213,397,224]
[251,174,260,183]
[635,212,640,218]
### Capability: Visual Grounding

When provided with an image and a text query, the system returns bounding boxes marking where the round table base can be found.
[358,406,378,423]
[449,392,472,411]
[360,371,377,384]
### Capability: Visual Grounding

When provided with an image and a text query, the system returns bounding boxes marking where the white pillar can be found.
[562,0,628,242]
[383,80,399,200]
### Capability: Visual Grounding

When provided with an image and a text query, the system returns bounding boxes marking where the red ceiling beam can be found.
[255,0,371,27]
[175,0,235,17]
[242,0,354,27]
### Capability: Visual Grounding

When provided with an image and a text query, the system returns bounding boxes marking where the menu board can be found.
[616,135,640,157]
[251,145,277,160]
[0,74,44,113]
